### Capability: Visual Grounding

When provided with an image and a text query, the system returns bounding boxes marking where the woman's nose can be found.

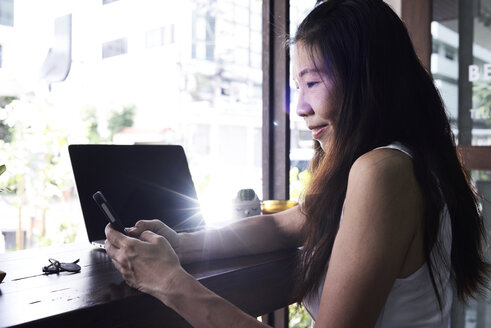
[296,90,314,117]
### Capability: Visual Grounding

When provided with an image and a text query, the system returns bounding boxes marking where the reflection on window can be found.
[102,38,128,59]
[0,44,2,68]
[0,0,13,26]
[103,0,119,5]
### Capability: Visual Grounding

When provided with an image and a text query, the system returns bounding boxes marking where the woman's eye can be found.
[306,81,319,88]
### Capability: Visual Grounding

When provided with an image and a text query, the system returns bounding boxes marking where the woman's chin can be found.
[315,138,330,152]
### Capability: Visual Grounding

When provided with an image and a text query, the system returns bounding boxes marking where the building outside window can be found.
[0,0,262,252]
[0,0,13,27]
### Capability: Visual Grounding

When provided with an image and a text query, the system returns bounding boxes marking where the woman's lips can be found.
[310,125,328,139]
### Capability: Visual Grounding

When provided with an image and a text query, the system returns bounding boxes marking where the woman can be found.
[105,0,490,326]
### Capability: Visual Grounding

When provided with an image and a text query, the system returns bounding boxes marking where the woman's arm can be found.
[178,206,305,263]
[105,201,305,328]
[105,225,271,328]
[126,206,305,264]
[156,267,270,328]
[314,149,425,327]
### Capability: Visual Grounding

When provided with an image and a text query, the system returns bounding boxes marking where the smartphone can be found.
[92,191,126,234]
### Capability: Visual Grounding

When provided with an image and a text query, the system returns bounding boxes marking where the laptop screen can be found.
[69,144,204,242]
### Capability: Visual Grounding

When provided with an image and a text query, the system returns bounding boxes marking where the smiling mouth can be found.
[309,125,329,139]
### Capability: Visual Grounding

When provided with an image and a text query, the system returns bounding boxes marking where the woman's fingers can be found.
[105,223,126,248]
[104,235,128,269]
[104,220,184,296]
[139,229,163,243]
[126,220,180,249]
[125,219,164,236]
[105,224,138,267]
[124,220,147,236]
[111,258,123,272]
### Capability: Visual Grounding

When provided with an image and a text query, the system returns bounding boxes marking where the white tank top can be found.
[303,142,453,327]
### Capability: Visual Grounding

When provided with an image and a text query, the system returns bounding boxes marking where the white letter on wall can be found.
[484,64,491,81]
[469,65,480,82]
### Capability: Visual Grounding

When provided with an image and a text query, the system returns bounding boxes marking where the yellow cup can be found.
[261,200,298,214]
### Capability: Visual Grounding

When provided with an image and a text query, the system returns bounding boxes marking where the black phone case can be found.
[92,191,126,234]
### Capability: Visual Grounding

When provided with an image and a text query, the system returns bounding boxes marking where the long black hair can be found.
[293,0,490,307]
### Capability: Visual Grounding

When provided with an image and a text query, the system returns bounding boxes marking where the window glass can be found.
[432,0,491,145]
[0,0,262,252]
[432,41,440,54]
[288,3,317,324]
[289,1,316,202]
[433,0,491,326]
[102,38,128,58]
[145,27,164,48]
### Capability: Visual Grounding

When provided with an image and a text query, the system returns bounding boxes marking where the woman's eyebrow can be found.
[298,67,321,77]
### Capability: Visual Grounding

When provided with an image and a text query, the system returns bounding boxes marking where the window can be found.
[0,44,2,68]
[444,45,455,61]
[145,25,175,48]
[192,9,215,61]
[102,38,128,59]
[146,27,164,48]
[0,0,13,26]
[432,41,439,54]
[168,24,175,44]
[103,0,119,5]
[0,0,262,252]
[289,1,316,201]
[433,0,491,325]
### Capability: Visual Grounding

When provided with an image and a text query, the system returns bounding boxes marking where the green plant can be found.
[35,221,79,247]
[0,96,17,142]
[107,104,136,138]
[0,164,9,192]
[81,105,105,143]
[289,303,312,328]
[290,167,311,202]
[1,97,72,249]
[473,83,491,126]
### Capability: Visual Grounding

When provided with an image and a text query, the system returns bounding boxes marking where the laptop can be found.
[68,144,205,247]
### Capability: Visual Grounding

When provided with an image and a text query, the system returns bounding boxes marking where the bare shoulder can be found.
[348,147,416,187]
[344,147,424,228]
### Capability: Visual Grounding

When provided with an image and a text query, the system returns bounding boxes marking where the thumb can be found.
[140,230,174,250]
[139,230,164,244]
[125,220,149,237]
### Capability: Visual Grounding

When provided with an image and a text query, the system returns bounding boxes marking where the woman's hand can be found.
[125,219,180,250]
[104,223,184,299]
[106,224,269,328]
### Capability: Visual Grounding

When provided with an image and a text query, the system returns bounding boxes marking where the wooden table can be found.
[0,243,297,327]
